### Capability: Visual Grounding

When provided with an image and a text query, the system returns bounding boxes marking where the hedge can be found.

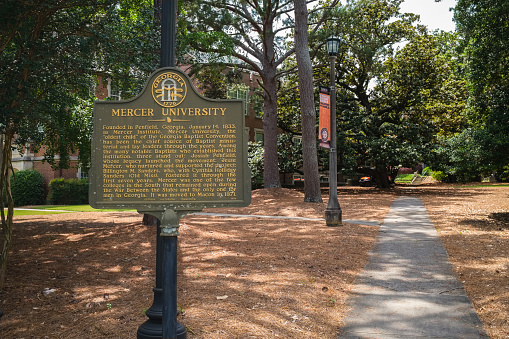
[10,170,45,207]
[48,178,89,205]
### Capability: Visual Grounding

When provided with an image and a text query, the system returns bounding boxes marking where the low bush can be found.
[10,170,45,206]
[495,166,509,182]
[48,178,89,205]
[432,170,447,182]
[248,141,264,188]
[422,167,432,176]
[398,167,414,175]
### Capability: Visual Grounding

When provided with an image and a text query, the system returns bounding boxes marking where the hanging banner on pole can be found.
[319,86,331,148]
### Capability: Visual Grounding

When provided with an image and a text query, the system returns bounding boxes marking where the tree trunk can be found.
[369,167,390,188]
[389,167,399,185]
[261,67,281,188]
[0,130,15,290]
[293,0,322,202]
[376,167,391,188]
[358,166,391,189]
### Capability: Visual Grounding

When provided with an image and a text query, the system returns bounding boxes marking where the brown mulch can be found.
[416,184,509,339]
[0,185,508,338]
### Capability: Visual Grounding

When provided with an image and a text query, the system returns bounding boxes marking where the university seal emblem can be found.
[151,71,187,107]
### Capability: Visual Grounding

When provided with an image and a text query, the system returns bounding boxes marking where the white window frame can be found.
[227,85,249,115]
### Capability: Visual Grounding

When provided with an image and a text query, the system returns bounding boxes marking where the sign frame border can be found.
[89,67,252,211]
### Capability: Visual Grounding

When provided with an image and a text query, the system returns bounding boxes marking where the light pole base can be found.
[137,319,186,339]
[325,208,342,227]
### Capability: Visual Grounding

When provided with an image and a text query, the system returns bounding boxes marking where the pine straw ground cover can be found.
[416,184,509,339]
[0,185,507,338]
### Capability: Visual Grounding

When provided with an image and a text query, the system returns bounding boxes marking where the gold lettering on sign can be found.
[99,120,240,202]
[112,108,155,117]
[162,107,226,116]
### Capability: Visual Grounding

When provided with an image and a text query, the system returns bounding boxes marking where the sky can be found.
[399,0,457,32]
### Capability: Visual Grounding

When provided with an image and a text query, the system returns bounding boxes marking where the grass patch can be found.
[395,174,415,184]
[10,209,70,216]
[18,205,135,213]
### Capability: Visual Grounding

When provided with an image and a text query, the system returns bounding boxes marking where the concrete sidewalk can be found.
[340,196,487,338]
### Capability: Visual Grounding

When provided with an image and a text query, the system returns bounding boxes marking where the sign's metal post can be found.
[156,209,189,339]
[162,235,177,338]
[159,210,181,339]
[160,2,179,338]
[136,209,197,339]
[136,210,187,339]
[139,2,182,338]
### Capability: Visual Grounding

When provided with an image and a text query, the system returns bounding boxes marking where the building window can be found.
[109,88,122,101]
[105,77,123,100]
[254,129,264,145]
[250,93,264,119]
[227,85,249,115]
[109,91,121,101]
[78,168,89,179]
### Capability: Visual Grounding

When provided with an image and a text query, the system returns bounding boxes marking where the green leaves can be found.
[449,0,509,178]
[248,141,264,187]
[10,170,45,207]
[311,0,468,186]
[317,2,410,173]
[455,0,509,111]
[0,0,161,171]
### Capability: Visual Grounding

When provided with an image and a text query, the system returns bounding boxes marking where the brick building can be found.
[11,145,86,195]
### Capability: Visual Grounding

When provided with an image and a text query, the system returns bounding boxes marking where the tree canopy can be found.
[182,0,299,189]
[312,0,462,187]
[0,0,160,289]
[428,0,509,183]
[451,0,509,176]
[0,0,159,169]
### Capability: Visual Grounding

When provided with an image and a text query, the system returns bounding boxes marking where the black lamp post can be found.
[324,35,342,226]
[137,1,186,338]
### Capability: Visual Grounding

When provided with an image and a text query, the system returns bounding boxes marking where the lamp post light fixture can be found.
[324,35,342,227]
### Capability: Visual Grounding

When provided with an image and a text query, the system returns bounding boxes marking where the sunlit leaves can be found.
[448,0,509,178]
[313,0,465,186]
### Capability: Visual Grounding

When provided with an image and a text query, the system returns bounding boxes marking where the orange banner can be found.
[319,90,330,148]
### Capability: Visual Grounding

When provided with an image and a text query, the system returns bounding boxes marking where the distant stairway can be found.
[410,175,432,185]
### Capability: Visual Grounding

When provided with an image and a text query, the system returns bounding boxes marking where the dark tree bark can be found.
[293,0,322,202]
[261,66,281,188]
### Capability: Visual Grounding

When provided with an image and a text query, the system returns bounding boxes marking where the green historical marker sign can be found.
[89,68,251,211]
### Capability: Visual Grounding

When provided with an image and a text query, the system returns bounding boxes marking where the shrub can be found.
[495,166,509,182]
[48,178,89,205]
[398,167,414,175]
[10,170,45,207]
[422,167,432,176]
[248,142,264,188]
[277,133,302,174]
[432,129,493,183]
[432,170,447,182]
